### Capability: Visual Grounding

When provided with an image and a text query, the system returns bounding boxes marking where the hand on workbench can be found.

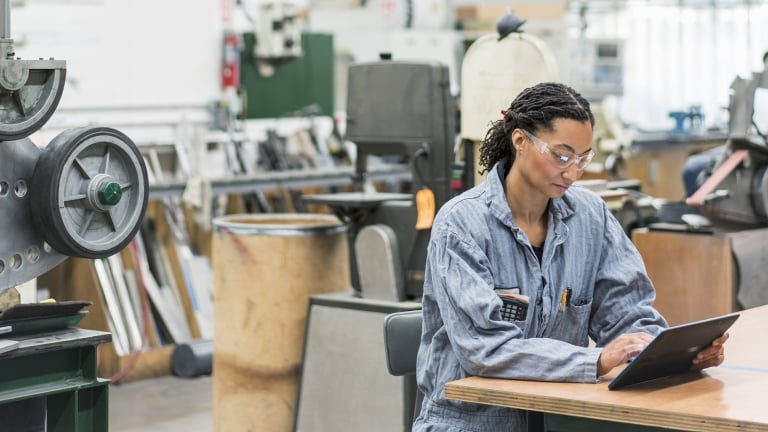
[691,332,729,371]
[597,332,655,377]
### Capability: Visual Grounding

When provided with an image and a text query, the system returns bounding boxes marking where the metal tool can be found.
[689,138,768,228]
[0,2,65,141]
[0,0,148,291]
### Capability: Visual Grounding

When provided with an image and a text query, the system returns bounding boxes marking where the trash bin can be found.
[211,213,351,432]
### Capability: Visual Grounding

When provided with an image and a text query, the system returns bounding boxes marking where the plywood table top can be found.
[445,305,768,432]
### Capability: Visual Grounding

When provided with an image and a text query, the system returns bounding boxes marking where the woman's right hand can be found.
[597,332,655,377]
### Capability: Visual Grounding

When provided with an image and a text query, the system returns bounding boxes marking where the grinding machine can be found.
[685,137,768,310]
[642,65,768,317]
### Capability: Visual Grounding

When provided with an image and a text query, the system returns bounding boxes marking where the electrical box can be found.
[254,1,303,60]
[565,38,624,100]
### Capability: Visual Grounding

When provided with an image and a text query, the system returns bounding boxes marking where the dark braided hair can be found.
[478,82,595,174]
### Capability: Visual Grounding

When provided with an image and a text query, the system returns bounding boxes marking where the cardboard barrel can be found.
[212,214,350,432]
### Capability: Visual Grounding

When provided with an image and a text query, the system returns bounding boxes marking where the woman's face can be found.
[512,118,594,199]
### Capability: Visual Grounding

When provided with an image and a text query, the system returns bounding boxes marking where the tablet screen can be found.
[608,312,740,390]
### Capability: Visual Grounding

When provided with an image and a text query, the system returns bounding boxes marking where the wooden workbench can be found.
[444,304,768,432]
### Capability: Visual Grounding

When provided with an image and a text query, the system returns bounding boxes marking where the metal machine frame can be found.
[0,0,149,291]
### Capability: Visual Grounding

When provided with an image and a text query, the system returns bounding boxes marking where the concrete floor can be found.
[109,375,213,432]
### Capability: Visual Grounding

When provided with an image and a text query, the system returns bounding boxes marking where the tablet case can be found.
[608,312,740,390]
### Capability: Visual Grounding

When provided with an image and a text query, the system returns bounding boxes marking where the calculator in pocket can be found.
[498,293,529,322]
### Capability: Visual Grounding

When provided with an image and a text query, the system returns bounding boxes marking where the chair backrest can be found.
[384,309,424,430]
[383,309,423,376]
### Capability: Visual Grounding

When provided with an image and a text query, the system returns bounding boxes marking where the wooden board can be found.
[632,228,735,326]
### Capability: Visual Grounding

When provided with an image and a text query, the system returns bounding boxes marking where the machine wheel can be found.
[30,127,149,258]
[0,67,66,141]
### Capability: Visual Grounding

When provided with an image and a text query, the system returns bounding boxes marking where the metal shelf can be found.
[148,164,413,199]
[0,328,111,432]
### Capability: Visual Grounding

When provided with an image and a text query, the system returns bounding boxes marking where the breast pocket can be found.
[546,299,592,346]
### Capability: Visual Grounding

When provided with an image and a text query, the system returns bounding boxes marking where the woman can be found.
[413,82,727,431]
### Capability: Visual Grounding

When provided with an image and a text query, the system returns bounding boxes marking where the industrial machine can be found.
[460,14,558,184]
[687,65,768,231]
[0,2,147,427]
[0,0,149,293]
[304,57,457,301]
[682,135,768,312]
[632,63,768,327]
[690,138,768,229]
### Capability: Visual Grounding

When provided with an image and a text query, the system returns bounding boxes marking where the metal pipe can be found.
[1,0,9,39]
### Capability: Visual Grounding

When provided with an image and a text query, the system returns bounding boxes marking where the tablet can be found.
[608,312,740,390]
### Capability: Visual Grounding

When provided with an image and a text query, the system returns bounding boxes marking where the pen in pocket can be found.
[560,287,572,312]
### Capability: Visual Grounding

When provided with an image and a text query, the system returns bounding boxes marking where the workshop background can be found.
[2,0,768,431]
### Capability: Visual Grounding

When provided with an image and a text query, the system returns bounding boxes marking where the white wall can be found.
[308,0,454,63]
[582,3,768,131]
[11,0,223,120]
[308,1,403,65]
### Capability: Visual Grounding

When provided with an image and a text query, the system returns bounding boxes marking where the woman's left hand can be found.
[691,332,729,371]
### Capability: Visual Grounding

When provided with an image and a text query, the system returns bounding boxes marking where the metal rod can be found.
[1,0,9,39]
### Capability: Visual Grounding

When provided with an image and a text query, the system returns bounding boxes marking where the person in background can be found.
[413,82,729,431]
[682,145,724,197]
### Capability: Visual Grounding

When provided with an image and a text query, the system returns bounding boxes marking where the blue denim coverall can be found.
[413,159,668,431]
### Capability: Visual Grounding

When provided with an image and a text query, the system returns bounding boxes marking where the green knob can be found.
[98,181,122,206]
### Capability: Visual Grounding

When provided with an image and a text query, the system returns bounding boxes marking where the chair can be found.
[383,309,423,431]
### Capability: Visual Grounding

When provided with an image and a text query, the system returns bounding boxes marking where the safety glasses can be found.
[521,129,594,171]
